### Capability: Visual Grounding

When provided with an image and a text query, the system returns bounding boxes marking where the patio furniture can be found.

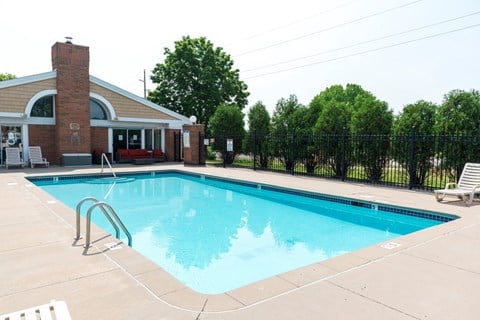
[0,300,71,320]
[116,148,150,163]
[133,158,155,165]
[434,162,480,206]
[28,146,50,168]
[5,147,24,169]
[152,149,165,162]
[62,153,92,166]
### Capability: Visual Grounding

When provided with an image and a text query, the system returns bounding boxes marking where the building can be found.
[0,40,194,166]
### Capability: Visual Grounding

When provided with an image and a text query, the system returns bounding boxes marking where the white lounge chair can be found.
[0,300,72,320]
[29,146,50,168]
[5,147,24,169]
[434,162,480,206]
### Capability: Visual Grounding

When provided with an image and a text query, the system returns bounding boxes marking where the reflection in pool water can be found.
[33,172,444,294]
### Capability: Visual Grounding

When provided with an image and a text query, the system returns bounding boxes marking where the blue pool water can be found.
[30,172,453,294]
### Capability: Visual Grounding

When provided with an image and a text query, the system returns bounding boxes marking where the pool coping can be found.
[1,164,479,319]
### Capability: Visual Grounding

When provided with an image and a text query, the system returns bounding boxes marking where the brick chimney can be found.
[51,40,91,163]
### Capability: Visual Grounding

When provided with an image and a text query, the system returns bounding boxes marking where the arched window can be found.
[30,95,54,118]
[90,99,108,120]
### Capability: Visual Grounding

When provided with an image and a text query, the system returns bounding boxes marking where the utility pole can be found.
[139,69,146,99]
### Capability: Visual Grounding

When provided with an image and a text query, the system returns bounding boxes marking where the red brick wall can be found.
[28,125,56,164]
[51,42,91,163]
[90,127,108,152]
[183,124,205,165]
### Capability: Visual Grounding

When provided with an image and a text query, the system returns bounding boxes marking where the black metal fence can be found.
[212,130,480,191]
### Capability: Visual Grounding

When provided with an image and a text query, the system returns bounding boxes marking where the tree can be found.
[309,83,367,120]
[246,101,271,168]
[393,100,437,187]
[270,95,303,171]
[209,104,245,164]
[0,73,16,81]
[290,105,317,173]
[149,36,249,132]
[436,89,480,178]
[436,89,480,135]
[351,94,393,182]
[314,102,352,177]
[310,84,369,177]
[309,84,345,119]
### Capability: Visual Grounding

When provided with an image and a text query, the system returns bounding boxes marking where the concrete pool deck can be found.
[1,163,479,319]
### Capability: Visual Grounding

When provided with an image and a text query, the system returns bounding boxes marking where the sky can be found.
[1,0,480,116]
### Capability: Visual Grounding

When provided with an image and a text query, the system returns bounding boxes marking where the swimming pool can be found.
[30,171,455,294]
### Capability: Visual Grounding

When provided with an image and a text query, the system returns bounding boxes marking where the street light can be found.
[138,69,146,99]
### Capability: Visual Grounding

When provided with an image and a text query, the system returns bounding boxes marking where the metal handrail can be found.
[75,197,99,240]
[84,202,132,248]
[75,197,120,241]
[100,153,116,178]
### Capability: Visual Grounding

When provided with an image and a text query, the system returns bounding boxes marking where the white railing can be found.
[75,197,132,248]
[100,153,116,178]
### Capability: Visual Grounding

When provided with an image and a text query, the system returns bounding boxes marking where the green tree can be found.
[290,105,317,173]
[310,84,369,177]
[149,36,249,132]
[436,89,480,178]
[436,89,480,135]
[246,101,271,168]
[209,104,245,164]
[0,73,16,81]
[393,100,437,187]
[270,95,303,172]
[309,84,367,120]
[314,102,352,177]
[351,94,393,182]
[309,84,345,119]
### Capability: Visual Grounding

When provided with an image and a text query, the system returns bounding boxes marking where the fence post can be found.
[408,126,416,190]
[198,131,202,165]
[253,130,257,171]
[341,127,347,182]
[291,130,295,175]
[223,131,226,168]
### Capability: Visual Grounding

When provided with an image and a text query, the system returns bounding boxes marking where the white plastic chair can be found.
[29,146,50,168]
[0,300,71,320]
[5,147,24,169]
[434,162,480,206]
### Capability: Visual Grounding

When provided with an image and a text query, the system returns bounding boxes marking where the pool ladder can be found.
[100,153,117,178]
[75,197,132,248]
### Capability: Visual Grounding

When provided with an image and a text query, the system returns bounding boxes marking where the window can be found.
[90,99,108,120]
[30,96,54,118]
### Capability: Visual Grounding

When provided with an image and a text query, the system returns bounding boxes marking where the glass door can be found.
[112,129,127,161]
[1,125,22,165]
[154,129,162,151]
[128,129,141,149]
[144,129,163,151]
[145,129,153,150]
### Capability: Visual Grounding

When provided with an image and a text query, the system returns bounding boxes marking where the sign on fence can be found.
[183,130,190,148]
[226,139,233,151]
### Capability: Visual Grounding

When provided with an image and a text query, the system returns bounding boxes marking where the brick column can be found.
[183,124,205,165]
[51,42,91,164]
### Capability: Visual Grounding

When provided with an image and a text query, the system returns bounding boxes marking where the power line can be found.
[242,10,480,73]
[243,22,480,80]
[227,0,359,46]
[235,0,424,57]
